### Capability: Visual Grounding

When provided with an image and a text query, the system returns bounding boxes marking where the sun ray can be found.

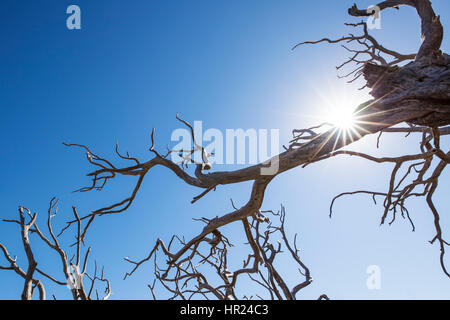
[351,124,370,136]
[332,128,343,152]
[312,127,340,159]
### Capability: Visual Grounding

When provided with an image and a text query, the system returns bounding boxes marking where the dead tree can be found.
[0,199,111,300]
[123,206,323,300]
[59,0,449,298]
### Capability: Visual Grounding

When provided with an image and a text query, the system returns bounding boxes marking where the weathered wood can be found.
[362,54,450,127]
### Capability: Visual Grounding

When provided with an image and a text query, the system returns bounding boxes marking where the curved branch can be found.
[348,0,443,59]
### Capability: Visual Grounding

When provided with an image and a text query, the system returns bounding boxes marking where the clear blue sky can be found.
[1,0,449,299]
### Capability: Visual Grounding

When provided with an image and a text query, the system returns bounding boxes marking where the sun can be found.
[325,103,356,130]
[310,85,362,131]
[288,84,367,137]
